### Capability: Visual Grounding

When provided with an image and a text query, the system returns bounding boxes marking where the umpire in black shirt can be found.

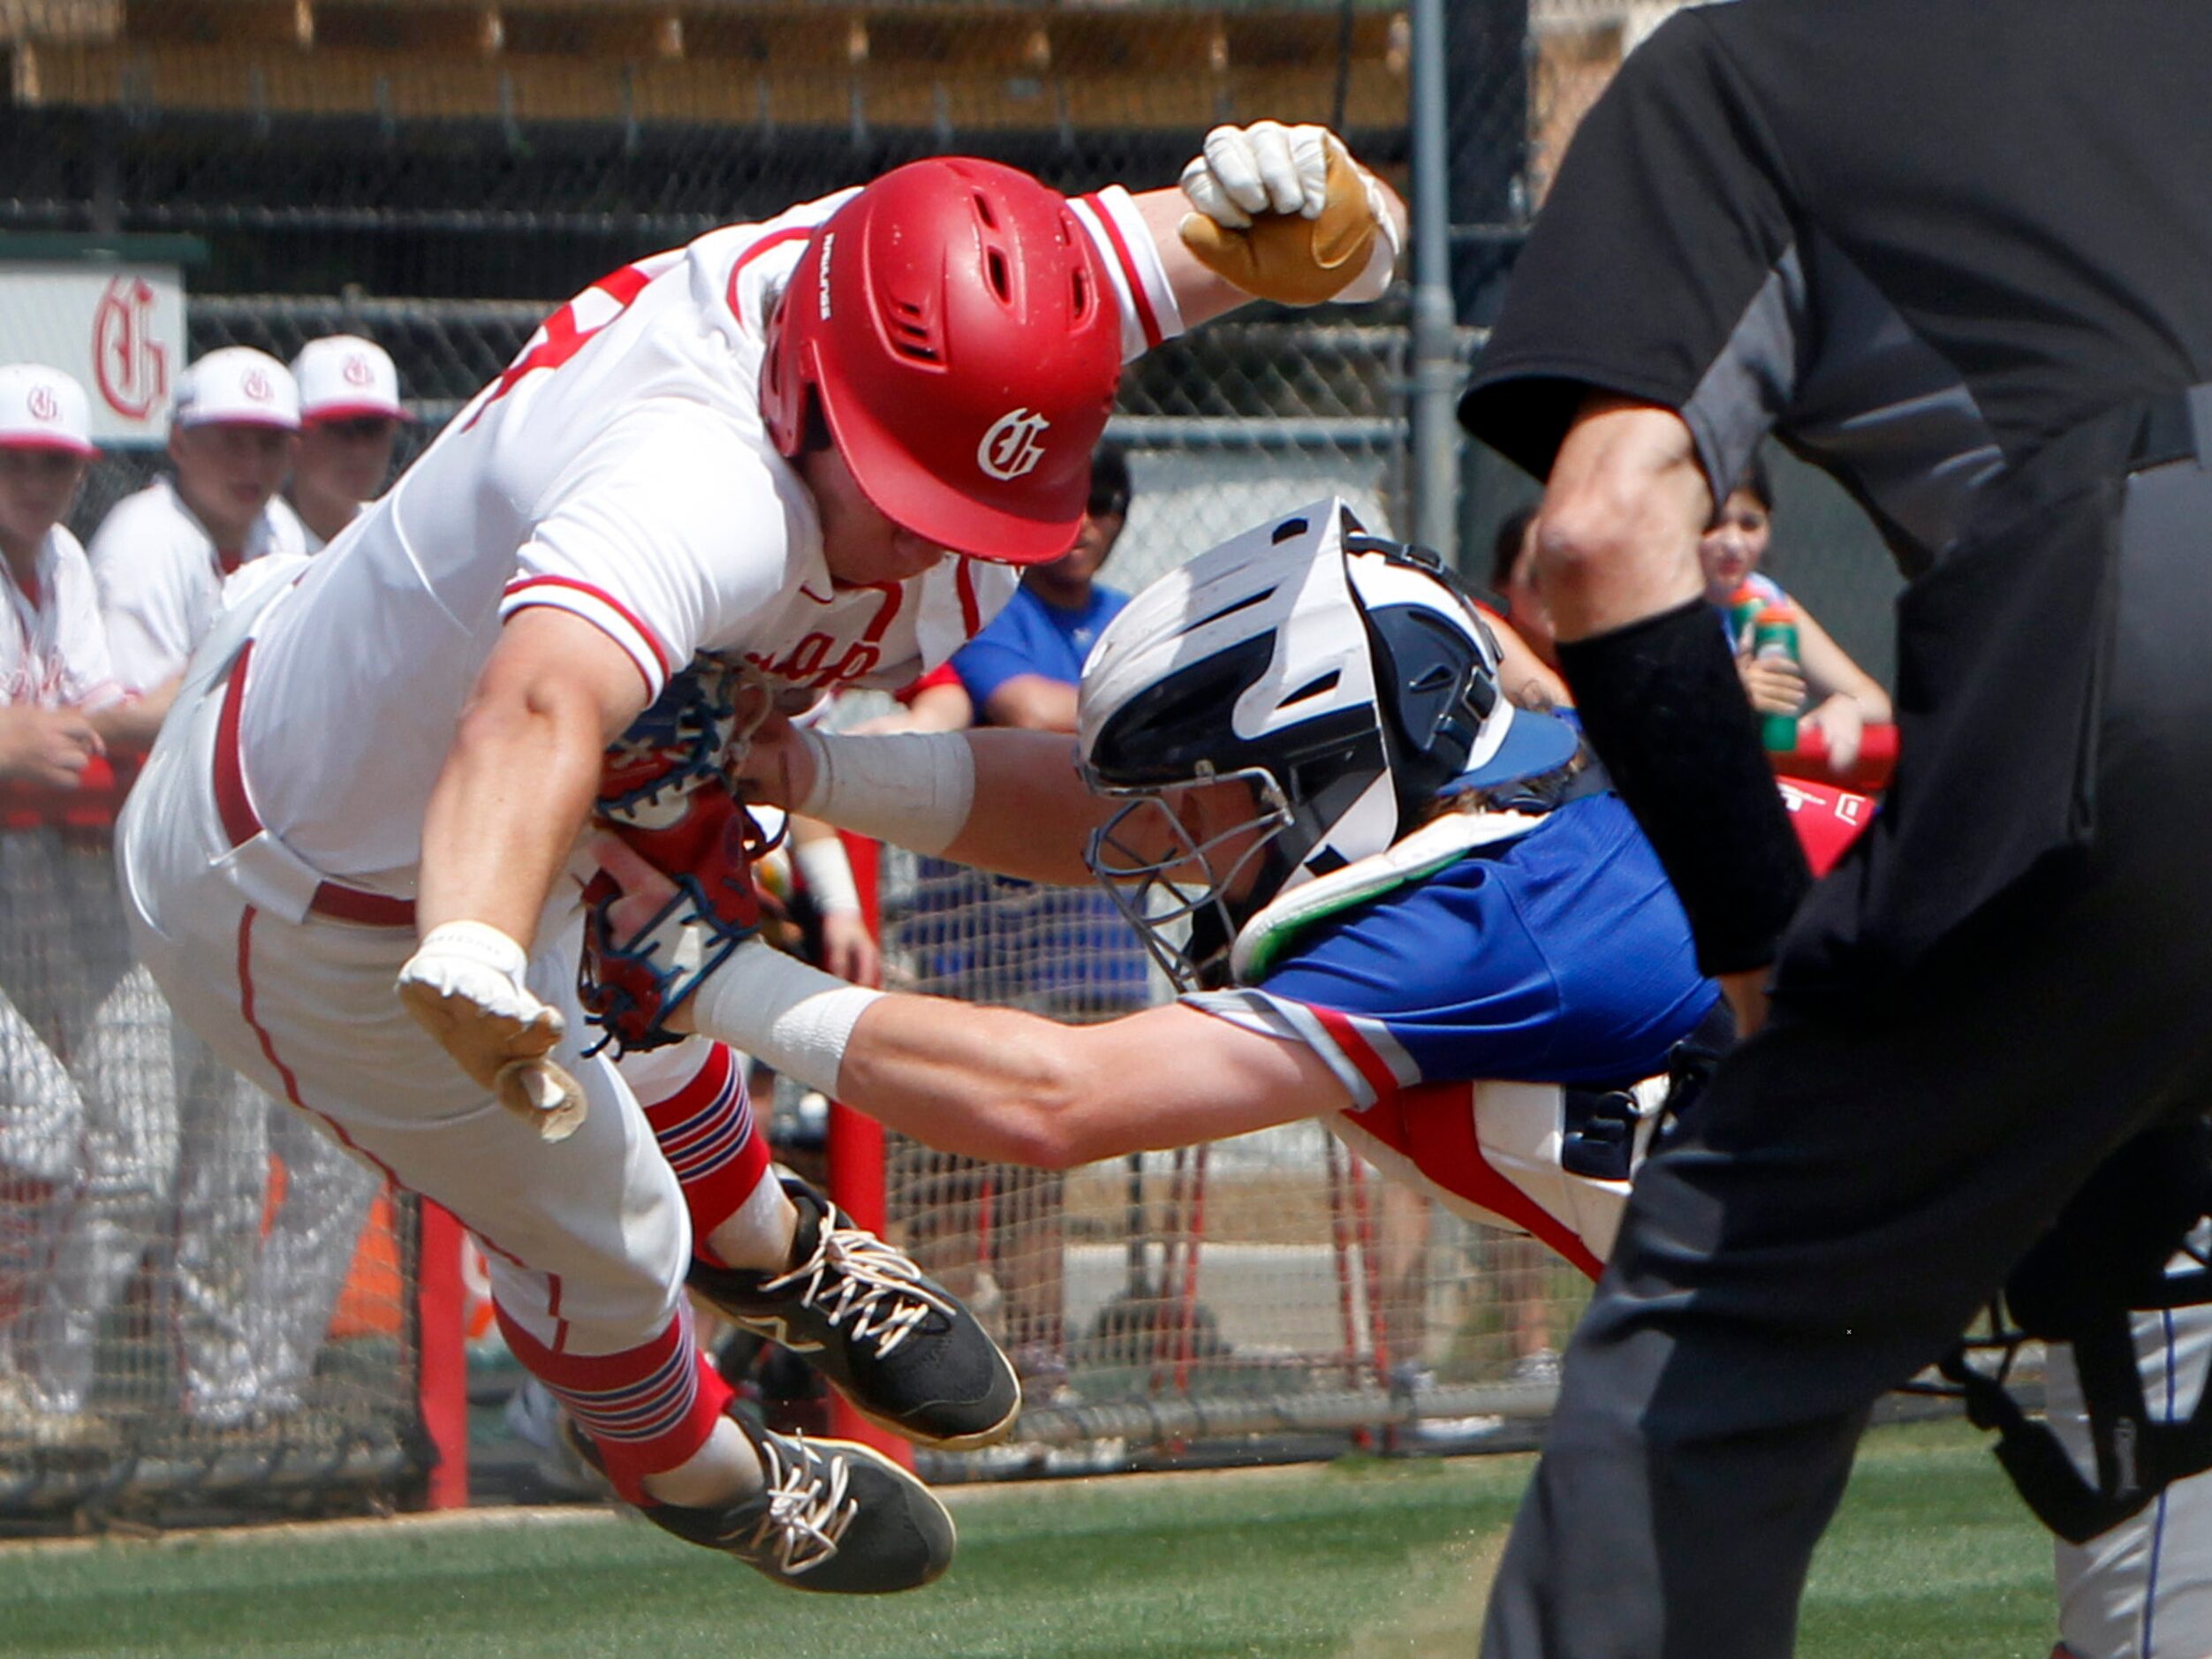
[1458,3,2212,1654]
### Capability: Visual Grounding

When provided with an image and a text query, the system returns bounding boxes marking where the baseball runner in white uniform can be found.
[118,125,1405,1589]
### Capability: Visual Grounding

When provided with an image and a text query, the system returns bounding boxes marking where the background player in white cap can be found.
[285,335,405,553]
[39,346,309,1429]
[225,332,413,1416]
[0,364,175,1432]
[89,345,307,704]
[116,124,1405,1591]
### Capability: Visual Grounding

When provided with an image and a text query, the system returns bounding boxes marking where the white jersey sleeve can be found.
[88,483,209,693]
[1067,185,1186,362]
[499,409,799,702]
[47,528,124,713]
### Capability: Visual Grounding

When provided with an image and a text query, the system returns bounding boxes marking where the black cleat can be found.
[689,1176,1021,1451]
[573,1410,955,1594]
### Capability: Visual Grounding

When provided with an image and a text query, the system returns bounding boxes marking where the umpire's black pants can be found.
[1481,445,2212,1658]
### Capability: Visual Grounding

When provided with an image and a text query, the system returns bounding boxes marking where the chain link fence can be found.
[0,805,431,1525]
[0,0,1911,1507]
[1,1,1411,300]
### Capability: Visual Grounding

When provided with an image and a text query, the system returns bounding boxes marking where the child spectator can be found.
[1700,454,1891,774]
[899,443,1151,1388]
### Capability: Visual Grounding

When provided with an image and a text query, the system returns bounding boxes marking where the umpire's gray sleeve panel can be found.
[1782,232,2007,572]
[1679,246,1808,519]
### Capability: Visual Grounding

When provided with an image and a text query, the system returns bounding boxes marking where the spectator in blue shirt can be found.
[897,443,1148,1389]
[951,443,1133,734]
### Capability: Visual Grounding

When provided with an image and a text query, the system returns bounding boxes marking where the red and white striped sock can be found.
[631,1042,773,1268]
[496,1300,735,1505]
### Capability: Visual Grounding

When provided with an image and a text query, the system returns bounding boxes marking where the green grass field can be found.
[0,1419,2059,1657]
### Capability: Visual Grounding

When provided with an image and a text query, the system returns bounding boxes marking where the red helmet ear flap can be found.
[759,158,1123,564]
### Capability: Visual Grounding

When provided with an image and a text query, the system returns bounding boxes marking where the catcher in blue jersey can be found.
[583,498,1746,1273]
[582,496,2212,1659]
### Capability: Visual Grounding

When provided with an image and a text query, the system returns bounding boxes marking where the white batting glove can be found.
[398,920,587,1141]
[1179,121,1402,305]
[1183,120,1333,227]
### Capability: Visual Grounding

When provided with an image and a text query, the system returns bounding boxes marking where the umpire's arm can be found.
[1537,397,1710,639]
[1538,394,1808,1032]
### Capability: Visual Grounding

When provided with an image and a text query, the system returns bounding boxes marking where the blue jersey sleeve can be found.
[1187,795,1718,1105]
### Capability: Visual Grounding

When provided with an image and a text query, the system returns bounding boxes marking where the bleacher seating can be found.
[0,0,1410,302]
[7,2,1406,133]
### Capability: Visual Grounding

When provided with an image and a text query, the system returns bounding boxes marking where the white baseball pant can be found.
[117,648,692,1373]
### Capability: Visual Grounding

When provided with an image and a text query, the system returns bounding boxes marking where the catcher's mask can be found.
[1076,497,1579,990]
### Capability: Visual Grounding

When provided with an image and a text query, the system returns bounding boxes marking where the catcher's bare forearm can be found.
[938,731,1115,887]
[837,998,1345,1171]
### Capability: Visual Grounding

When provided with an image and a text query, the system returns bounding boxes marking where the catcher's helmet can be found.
[1077,498,1581,987]
[761,157,1122,565]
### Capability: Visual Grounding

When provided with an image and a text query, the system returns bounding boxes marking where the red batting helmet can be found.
[761,157,1123,565]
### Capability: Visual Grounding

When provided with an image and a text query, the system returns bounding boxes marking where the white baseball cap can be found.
[290,334,407,424]
[172,346,300,432]
[0,364,97,457]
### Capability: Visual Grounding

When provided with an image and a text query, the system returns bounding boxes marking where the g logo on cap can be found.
[243,369,272,402]
[344,354,372,387]
[27,385,59,423]
[978,407,1049,482]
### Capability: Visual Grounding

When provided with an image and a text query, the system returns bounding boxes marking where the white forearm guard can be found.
[791,831,862,915]
[795,728,974,857]
[690,937,883,1098]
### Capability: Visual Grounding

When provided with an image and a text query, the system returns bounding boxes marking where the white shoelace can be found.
[739,1433,860,1576]
[762,1217,957,1359]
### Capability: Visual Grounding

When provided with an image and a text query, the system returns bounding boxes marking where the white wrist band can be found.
[690,938,883,1098]
[792,834,862,916]
[416,920,529,982]
[796,728,975,857]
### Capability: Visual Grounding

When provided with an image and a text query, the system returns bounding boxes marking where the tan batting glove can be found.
[397,920,587,1142]
[1178,121,1402,307]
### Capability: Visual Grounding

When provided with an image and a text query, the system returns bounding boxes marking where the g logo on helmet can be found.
[978,407,1049,482]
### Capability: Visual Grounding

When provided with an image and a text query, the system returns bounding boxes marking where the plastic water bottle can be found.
[1751,603,1802,752]
[1727,584,1767,653]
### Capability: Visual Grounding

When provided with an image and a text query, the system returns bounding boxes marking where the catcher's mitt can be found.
[583,658,776,1054]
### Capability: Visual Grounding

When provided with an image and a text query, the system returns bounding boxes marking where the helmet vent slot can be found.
[1270,517,1309,544]
[973,191,998,230]
[887,298,940,362]
[1071,267,1092,321]
[984,247,1012,302]
[1281,670,1341,708]
[1192,587,1276,630]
